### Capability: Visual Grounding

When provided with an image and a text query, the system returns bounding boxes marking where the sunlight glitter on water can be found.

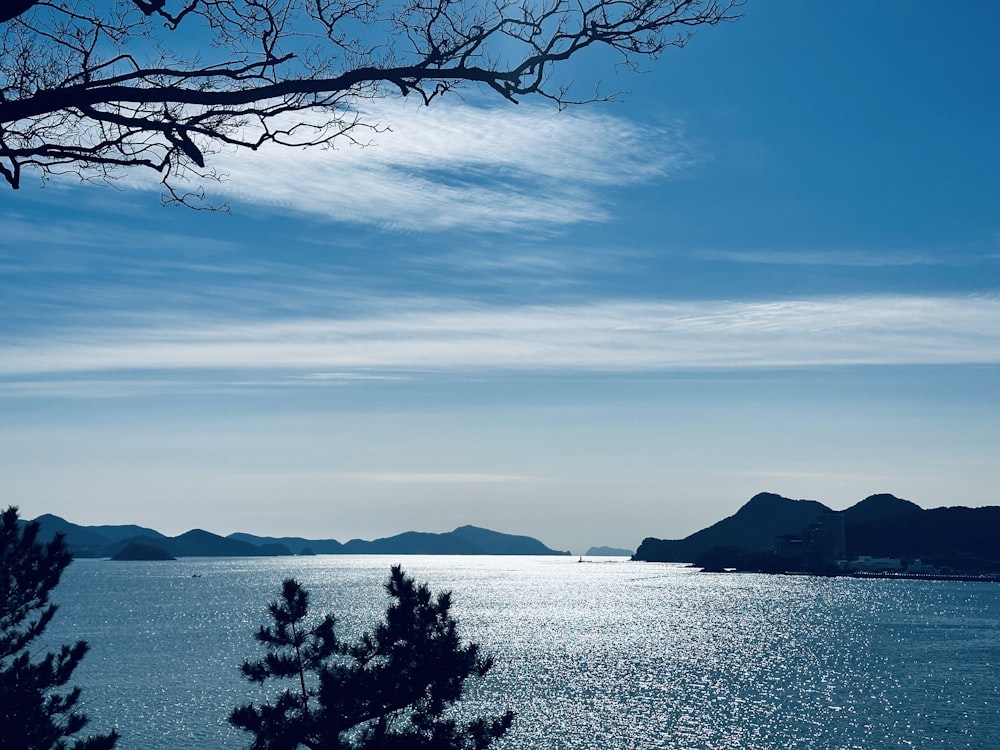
[45,556,1000,750]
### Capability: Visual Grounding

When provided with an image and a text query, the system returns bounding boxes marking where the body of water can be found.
[43,556,1000,749]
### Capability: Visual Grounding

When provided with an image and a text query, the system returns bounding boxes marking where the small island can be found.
[111,541,176,561]
[585,546,634,557]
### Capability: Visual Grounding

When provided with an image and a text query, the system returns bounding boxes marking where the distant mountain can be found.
[451,525,569,555]
[340,526,569,555]
[585,546,634,557]
[89,523,167,544]
[29,513,113,555]
[23,516,294,558]
[111,541,176,561]
[27,514,165,557]
[843,498,1000,569]
[26,514,568,558]
[232,525,568,556]
[158,529,291,557]
[227,533,345,555]
[343,530,480,554]
[634,492,1000,574]
[842,492,922,524]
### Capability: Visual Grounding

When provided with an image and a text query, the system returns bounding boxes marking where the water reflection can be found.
[46,557,1000,750]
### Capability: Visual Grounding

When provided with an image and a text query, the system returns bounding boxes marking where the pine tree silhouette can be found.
[230,566,514,750]
[0,506,119,750]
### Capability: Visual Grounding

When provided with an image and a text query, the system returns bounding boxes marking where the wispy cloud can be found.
[207,100,690,230]
[246,471,536,484]
[697,248,989,267]
[3,295,1000,387]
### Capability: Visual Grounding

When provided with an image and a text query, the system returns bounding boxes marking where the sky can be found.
[2,1,999,554]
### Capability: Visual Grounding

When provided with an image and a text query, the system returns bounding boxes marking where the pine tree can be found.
[230,566,514,750]
[0,506,119,750]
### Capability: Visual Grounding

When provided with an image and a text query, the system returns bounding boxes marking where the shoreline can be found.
[846,570,1000,583]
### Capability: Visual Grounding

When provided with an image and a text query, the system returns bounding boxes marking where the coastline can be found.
[846,570,1000,583]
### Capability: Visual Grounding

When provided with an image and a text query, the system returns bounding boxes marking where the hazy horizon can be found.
[18,488,981,555]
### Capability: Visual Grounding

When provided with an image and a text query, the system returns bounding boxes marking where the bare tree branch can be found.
[0,0,741,204]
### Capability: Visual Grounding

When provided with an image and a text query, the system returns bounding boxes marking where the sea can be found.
[41,555,1000,750]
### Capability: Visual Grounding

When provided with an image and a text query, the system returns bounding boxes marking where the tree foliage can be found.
[0,0,739,204]
[0,506,119,750]
[230,565,514,750]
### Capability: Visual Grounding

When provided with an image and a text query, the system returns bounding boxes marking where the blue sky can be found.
[2,0,999,553]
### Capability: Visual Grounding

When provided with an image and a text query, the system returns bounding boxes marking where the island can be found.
[111,541,176,561]
[585,546,634,557]
[24,515,570,559]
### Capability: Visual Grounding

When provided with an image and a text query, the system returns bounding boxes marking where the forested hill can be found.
[634,492,1000,573]
[230,525,569,556]
[634,492,829,563]
[23,515,570,558]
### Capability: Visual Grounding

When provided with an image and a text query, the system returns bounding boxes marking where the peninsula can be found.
[634,492,1000,577]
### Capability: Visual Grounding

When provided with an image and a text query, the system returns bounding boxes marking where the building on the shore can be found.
[802,511,847,573]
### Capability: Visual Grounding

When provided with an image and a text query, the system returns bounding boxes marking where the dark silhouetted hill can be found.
[585,546,634,557]
[843,493,922,524]
[111,541,176,561]
[227,533,345,555]
[451,525,569,555]
[159,529,291,557]
[844,497,1000,571]
[341,526,569,555]
[26,514,165,557]
[634,492,1000,573]
[90,523,167,544]
[235,526,568,555]
[26,514,568,558]
[633,492,828,562]
[25,516,292,558]
[343,530,479,554]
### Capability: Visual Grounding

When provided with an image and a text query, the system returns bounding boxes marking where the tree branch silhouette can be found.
[1,0,739,205]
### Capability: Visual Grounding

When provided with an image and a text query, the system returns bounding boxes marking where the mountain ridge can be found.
[21,514,570,558]
[633,492,829,563]
[634,492,1000,574]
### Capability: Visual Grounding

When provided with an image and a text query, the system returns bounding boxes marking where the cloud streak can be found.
[4,295,1000,386]
[207,100,690,230]
[697,247,999,268]
[246,472,537,484]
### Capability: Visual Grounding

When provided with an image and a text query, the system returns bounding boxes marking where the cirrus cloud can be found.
[3,295,999,387]
[207,99,691,230]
